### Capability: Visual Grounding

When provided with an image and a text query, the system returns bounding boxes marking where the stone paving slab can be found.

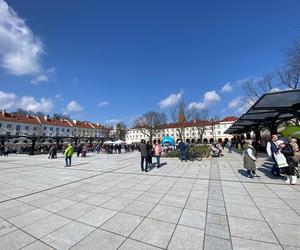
[0,151,299,249]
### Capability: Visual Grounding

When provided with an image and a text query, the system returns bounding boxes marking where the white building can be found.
[0,111,41,136]
[0,111,108,139]
[125,116,238,144]
[38,116,74,137]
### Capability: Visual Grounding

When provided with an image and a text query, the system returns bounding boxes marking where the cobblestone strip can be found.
[203,158,233,250]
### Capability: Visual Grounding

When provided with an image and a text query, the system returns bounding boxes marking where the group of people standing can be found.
[243,134,299,184]
[138,139,162,172]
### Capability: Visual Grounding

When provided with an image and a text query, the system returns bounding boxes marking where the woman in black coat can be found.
[276,140,297,185]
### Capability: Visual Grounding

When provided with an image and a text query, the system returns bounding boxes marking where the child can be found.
[243,139,260,178]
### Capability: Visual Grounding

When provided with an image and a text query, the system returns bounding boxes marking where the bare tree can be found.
[115,122,127,140]
[170,100,194,141]
[190,109,209,143]
[53,113,71,120]
[242,75,275,102]
[278,68,300,89]
[278,40,300,89]
[133,111,167,143]
[14,109,45,117]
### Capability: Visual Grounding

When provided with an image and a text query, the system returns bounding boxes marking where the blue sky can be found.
[0,0,299,126]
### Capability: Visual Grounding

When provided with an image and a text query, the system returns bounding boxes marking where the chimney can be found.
[2,110,6,116]
[44,115,49,121]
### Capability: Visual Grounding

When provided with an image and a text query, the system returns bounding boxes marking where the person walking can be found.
[138,139,148,172]
[147,141,153,169]
[64,143,74,167]
[276,140,297,185]
[77,144,82,157]
[81,144,87,157]
[178,140,187,162]
[243,139,260,178]
[153,139,162,168]
[266,134,280,176]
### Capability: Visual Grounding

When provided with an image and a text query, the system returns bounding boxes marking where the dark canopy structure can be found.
[225,89,300,136]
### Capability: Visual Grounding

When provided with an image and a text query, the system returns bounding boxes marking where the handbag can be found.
[274,152,289,168]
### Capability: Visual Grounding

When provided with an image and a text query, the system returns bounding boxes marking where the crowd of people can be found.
[243,135,299,184]
[138,139,162,172]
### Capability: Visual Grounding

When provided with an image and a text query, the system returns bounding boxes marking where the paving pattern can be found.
[0,151,300,250]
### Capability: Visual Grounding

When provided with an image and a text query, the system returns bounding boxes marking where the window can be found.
[218,131,221,135]
[43,127,47,130]
[16,132,19,136]
[25,126,29,130]
[33,127,37,131]
[7,124,12,129]
[16,125,21,131]
[0,123,2,128]
[56,127,59,131]
[43,133,46,136]
[33,133,36,136]
[67,129,70,132]
[6,132,10,135]
[50,127,53,131]
[62,128,65,132]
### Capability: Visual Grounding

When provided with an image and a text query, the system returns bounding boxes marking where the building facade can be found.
[0,111,108,139]
[125,116,238,144]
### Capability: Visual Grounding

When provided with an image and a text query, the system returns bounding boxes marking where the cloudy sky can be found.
[0,0,299,126]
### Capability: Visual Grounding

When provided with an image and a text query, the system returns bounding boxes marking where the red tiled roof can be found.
[72,120,94,129]
[220,116,238,122]
[0,112,40,125]
[131,120,219,130]
[38,116,73,127]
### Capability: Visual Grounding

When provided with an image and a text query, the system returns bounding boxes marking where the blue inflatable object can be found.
[161,136,175,146]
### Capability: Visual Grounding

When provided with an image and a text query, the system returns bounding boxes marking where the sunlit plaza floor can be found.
[0,150,300,250]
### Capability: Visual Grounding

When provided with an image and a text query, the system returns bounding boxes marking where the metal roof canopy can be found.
[225,89,300,134]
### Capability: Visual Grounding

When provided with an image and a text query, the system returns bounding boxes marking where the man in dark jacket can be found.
[178,140,187,162]
[138,140,148,172]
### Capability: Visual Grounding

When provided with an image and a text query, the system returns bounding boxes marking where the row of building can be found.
[125,116,237,144]
[0,110,237,144]
[0,111,109,138]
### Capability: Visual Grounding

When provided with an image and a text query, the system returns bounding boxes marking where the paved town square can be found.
[0,152,300,250]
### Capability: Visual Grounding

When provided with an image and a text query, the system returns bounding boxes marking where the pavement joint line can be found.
[165,168,197,249]
[216,158,234,249]
[201,158,212,250]
[70,172,167,250]
[229,163,285,248]
[0,215,57,250]
[0,162,147,204]
[264,182,300,218]
[4,174,162,249]
[116,173,185,250]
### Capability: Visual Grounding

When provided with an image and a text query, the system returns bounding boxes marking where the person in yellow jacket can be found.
[64,143,74,167]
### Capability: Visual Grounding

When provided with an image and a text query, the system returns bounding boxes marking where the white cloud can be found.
[237,98,256,114]
[188,101,206,110]
[159,90,183,108]
[228,96,242,109]
[98,101,109,107]
[203,90,220,103]
[54,93,63,102]
[0,0,44,76]
[270,88,280,93]
[105,119,120,124]
[31,74,48,85]
[64,100,84,114]
[0,90,17,110]
[188,90,221,111]
[220,83,233,93]
[18,96,54,113]
[0,90,54,113]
